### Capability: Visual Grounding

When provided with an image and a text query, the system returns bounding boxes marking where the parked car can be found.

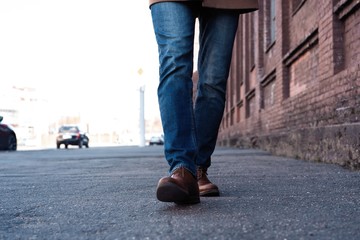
[0,116,17,151]
[56,125,89,149]
[149,135,164,146]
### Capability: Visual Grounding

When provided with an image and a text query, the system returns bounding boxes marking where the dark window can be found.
[265,0,276,49]
[292,0,307,15]
[270,0,276,44]
[249,14,256,70]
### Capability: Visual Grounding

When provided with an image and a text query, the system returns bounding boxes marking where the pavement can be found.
[0,146,359,240]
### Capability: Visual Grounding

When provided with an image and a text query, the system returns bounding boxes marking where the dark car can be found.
[149,135,164,146]
[0,116,17,151]
[56,125,89,149]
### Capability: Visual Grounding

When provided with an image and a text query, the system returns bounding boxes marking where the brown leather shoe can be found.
[197,167,220,196]
[156,167,200,204]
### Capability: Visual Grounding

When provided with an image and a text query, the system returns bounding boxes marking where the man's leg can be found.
[151,2,200,204]
[151,2,199,176]
[195,8,239,168]
[195,8,240,195]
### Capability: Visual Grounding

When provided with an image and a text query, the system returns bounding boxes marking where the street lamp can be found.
[138,68,145,147]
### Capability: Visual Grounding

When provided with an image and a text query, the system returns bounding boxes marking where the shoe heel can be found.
[156,182,188,202]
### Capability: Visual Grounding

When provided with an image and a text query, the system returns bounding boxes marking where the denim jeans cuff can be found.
[170,165,197,178]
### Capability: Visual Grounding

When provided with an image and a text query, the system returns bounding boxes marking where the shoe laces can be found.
[197,167,208,180]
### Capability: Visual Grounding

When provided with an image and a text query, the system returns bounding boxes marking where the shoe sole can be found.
[157,182,200,204]
[200,189,220,197]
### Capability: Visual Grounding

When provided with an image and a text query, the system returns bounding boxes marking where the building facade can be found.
[0,85,51,148]
[217,0,360,169]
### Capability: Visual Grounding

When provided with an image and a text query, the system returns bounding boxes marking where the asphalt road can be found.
[0,146,359,240]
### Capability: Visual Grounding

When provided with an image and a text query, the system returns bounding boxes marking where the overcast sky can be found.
[0,0,160,121]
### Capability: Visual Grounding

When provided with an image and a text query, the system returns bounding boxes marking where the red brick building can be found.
[217,0,360,169]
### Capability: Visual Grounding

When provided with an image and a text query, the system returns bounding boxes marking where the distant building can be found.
[217,0,360,169]
[0,85,50,147]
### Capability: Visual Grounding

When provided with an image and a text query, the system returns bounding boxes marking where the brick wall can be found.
[217,0,360,169]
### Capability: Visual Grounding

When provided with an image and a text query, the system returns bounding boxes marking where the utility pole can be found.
[138,68,145,147]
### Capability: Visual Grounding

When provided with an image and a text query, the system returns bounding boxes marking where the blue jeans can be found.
[151,2,239,176]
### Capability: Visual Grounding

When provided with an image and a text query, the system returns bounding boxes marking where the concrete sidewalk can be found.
[0,146,359,239]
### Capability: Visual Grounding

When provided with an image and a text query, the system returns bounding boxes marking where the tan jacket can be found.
[149,0,259,11]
